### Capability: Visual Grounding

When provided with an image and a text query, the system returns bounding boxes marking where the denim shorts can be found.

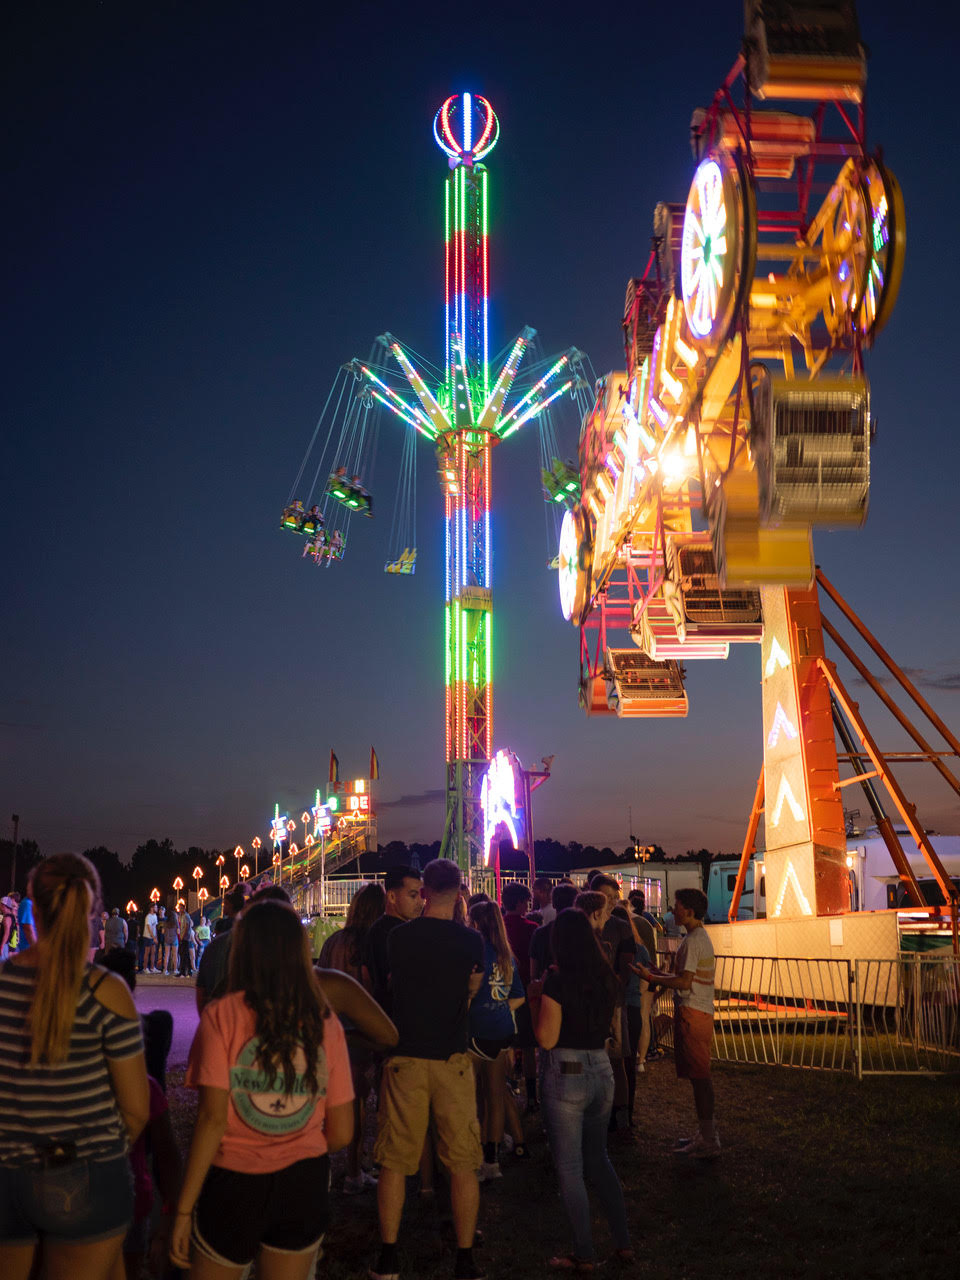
[0,1152,133,1245]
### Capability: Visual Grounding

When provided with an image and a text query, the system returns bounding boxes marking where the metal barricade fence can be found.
[296,876,384,917]
[856,955,960,1075]
[706,954,960,1077]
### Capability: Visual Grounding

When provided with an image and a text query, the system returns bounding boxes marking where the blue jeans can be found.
[541,1048,630,1262]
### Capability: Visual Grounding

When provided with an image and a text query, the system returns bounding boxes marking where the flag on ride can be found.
[329,750,340,784]
[370,747,380,780]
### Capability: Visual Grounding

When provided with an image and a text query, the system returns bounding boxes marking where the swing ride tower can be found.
[354,94,586,874]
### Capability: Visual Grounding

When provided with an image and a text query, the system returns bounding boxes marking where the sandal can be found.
[548,1256,596,1273]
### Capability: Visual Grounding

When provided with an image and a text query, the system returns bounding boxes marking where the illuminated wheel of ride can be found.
[558,506,593,627]
[821,171,871,339]
[859,159,906,344]
[681,152,756,354]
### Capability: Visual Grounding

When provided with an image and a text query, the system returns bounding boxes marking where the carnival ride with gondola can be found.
[557,0,959,947]
[281,94,593,880]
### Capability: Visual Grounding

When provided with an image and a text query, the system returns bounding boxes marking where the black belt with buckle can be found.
[559,1061,583,1075]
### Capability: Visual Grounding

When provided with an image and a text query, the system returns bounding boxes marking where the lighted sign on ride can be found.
[555,512,593,627]
[680,153,752,353]
[859,159,905,341]
[270,806,288,848]
[682,160,727,338]
[480,749,522,866]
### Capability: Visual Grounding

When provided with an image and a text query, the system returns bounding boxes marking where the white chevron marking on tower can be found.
[764,636,791,678]
[767,702,799,748]
[773,859,813,917]
[770,773,805,827]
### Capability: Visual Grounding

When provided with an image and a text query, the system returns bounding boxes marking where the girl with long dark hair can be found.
[171,898,354,1280]
[319,880,386,981]
[528,908,633,1273]
[318,880,388,1194]
[0,854,148,1280]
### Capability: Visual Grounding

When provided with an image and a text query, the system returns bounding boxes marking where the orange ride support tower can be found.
[760,586,847,918]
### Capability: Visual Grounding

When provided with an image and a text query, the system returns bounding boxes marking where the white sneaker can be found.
[499,1134,514,1155]
[479,1161,502,1181]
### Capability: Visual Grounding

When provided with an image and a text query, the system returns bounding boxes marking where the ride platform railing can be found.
[662,954,960,1077]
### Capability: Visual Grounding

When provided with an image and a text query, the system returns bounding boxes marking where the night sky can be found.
[5,0,960,861]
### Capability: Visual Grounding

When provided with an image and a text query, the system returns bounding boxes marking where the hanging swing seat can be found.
[385,547,417,575]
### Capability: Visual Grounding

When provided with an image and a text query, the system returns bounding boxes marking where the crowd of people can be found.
[0,854,717,1280]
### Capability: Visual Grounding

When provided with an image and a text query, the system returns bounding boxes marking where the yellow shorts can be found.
[374,1053,482,1176]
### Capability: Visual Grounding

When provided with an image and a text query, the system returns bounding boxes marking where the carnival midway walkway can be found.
[134,971,199,1066]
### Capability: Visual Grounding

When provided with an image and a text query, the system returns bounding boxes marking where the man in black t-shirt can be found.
[362,865,422,1015]
[371,859,484,1280]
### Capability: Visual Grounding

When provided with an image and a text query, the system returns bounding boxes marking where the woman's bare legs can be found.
[258,1241,322,1280]
[39,1233,125,1280]
[481,1053,507,1149]
[0,1243,35,1280]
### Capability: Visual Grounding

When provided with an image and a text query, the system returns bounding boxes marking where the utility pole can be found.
[10,814,20,893]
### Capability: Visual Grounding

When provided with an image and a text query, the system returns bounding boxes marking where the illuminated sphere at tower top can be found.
[433,93,499,167]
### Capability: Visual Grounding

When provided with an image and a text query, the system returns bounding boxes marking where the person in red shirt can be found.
[171,898,354,1279]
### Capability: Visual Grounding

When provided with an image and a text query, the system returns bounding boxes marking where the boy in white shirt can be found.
[143,906,159,972]
[632,887,718,1157]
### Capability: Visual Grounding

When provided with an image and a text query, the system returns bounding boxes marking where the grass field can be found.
[167,1057,960,1279]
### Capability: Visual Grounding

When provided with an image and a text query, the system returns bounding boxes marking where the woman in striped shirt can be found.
[0,854,149,1280]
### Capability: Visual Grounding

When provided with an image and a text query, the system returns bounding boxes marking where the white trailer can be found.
[847,832,960,911]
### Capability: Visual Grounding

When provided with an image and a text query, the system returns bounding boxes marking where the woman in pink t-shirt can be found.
[170,899,354,1279]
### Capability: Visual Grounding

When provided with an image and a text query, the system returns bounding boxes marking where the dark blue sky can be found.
[5,1,959,859]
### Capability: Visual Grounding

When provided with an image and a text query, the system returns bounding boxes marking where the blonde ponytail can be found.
[27,854,100,1066]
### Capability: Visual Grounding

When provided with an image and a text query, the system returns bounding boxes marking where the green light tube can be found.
[485,611,492,688]
[448,604,455,686]
[461,609,468,688]
[445,177,451,388]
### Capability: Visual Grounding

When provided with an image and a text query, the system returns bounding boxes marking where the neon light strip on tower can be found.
[478,332,528,430]
[368,390,428,436]
[463,162,471,378]
[390,342,450,436]
[359,365,435,437]
[498,354,571,433]
[448,176,455,389]
[501,380,573,438]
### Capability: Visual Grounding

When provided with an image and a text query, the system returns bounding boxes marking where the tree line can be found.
[1,836,724,913]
